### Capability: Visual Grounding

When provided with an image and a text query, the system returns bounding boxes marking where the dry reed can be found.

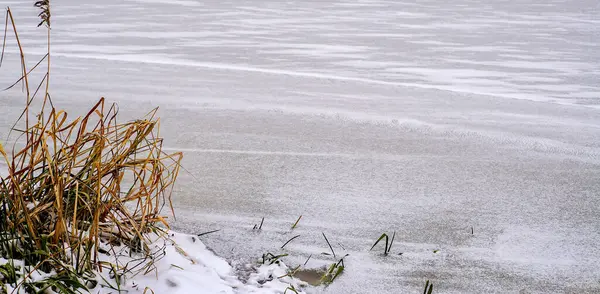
[0,3,183,292]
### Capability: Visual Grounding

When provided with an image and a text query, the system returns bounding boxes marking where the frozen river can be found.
[1,0,600,293]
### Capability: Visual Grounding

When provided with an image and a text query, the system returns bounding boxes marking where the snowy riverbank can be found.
[1,230,307,294]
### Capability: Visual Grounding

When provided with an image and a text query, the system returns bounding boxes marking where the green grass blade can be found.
[330,265,344,282]
[197,229,220,237]
[387,231,396,254]
[424,280,430,294]
[291,215,302,229]
[303,254,312,266]
[281,235,300,249]
[370,233,388,251]
[322,233,336,259]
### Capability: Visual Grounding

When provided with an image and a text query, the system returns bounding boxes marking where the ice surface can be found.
[1,0,599,293]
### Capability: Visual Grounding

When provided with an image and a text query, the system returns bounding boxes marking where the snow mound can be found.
[95,231,306,294]
[0,230,306,294]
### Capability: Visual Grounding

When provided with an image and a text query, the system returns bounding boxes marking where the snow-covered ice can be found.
[1,0,599,293]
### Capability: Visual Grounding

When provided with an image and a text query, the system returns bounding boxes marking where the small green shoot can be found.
[291,215,302,229]
[320,254,348,285]
[423,280,434,294]
[0,263,19,285]
[281,235,300,249]
[284,285,299,294]
[370,231,396,255]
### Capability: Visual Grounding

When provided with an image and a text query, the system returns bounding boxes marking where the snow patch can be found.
[0,230,306,294]
[97,231,307,294]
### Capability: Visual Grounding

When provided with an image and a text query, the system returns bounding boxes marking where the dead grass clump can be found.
[0,4,182,292]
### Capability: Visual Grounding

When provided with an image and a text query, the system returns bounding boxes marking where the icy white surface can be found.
[1,0,599,293]
[4,0,600,107]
